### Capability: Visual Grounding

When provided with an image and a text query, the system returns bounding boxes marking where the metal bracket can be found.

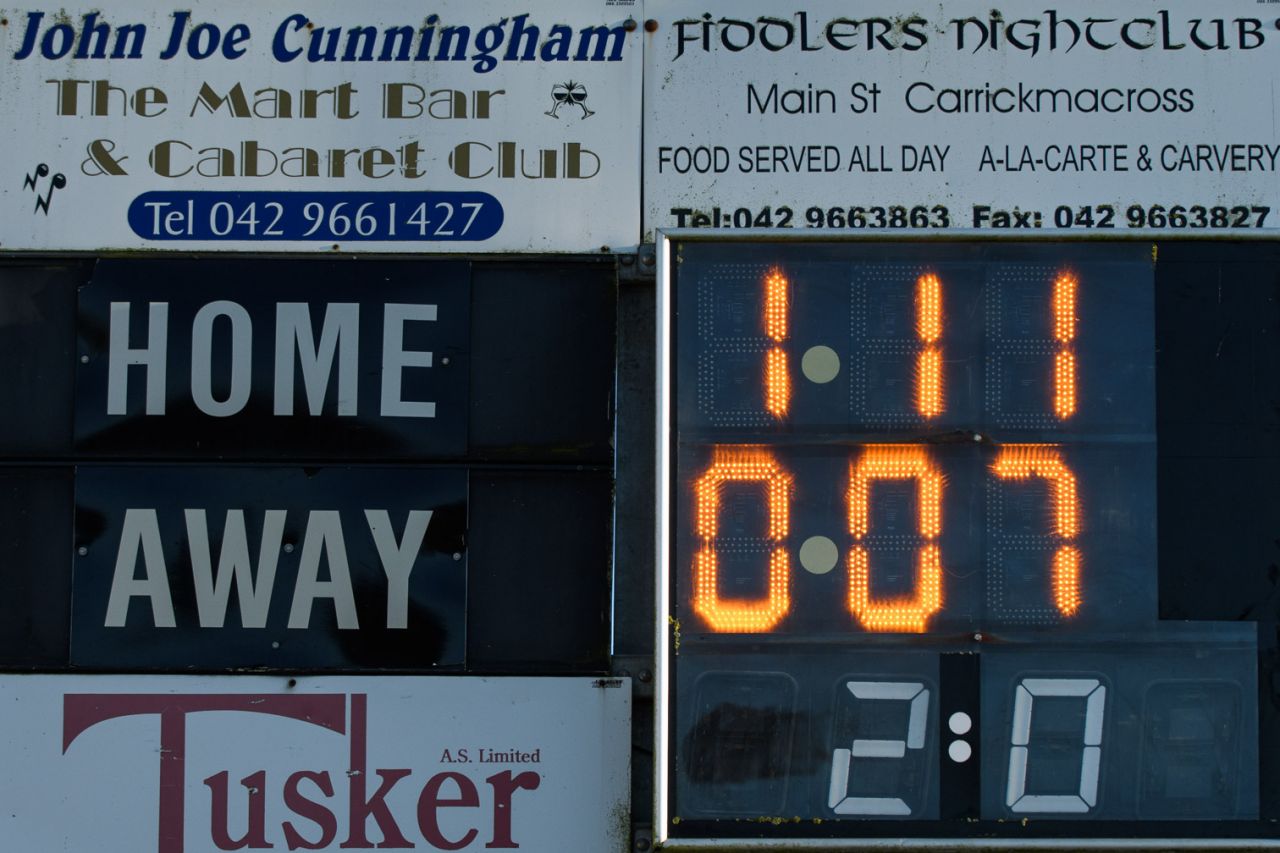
[618,243,657,283]
[612,654,655,699]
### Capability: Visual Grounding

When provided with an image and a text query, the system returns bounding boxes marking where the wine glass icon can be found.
[546,82,594,119]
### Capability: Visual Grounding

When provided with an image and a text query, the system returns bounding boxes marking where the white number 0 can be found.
[1006,677,1106,813]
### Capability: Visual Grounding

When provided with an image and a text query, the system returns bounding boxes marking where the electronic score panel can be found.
[658,239,1266,845]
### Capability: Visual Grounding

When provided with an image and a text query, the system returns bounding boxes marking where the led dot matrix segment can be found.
[764,268,790,418]
[916,273,944,418]
[848,445,944,633]
[692,446,793,632]
[676,244,1161,639]
[1053,273,1078,420]
[991,444,1082,617]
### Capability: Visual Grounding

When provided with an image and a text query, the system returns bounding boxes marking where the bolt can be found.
[644,19,658,33]
[284,543,295,554]
[77,546,87,556]
[620,254,635,266]
[973,433,983,442]
[453,552,462,561]
[624,18,638,32]
[636,839,651,852]
[973,632,984,642]
[640,253,655,267]
[441,356,451,366]
[80,355,89,364]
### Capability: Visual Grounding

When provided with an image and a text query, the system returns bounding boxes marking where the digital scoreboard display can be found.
[657,237,1274,845]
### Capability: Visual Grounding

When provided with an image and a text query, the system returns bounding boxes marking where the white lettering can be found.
[107,302,169,415]
[104,508,176,627]
[288,510,359,629]
[365,509,432,629]
[191,300,253,417]
[273,303,359,416]
[380,303,437,418]
[185,509,285,628]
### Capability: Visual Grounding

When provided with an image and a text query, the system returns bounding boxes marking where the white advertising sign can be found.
[0,675,630,852]
[644,1,1280,237]
[0,1,640,252]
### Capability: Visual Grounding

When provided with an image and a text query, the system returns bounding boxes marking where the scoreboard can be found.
[656,235,1275,845]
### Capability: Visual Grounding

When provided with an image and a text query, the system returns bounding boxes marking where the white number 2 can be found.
[827,681,930,816]
[1006,677,1106,813]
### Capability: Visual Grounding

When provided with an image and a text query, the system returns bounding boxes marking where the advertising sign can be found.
[0,0,641,252]
[644,1,1280,238]
[0,675,630,852]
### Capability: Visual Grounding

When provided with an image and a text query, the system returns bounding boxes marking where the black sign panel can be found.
[72,466,467,669]
[74,259,470,457]
[0,255,616,673]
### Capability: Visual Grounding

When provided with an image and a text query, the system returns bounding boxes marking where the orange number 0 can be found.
[847,446,945,633]
[692,446,793,632]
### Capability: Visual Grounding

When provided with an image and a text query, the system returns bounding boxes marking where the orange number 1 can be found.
[916,273,943,418]
[764,269,790,418]
[1053,273,1077,419]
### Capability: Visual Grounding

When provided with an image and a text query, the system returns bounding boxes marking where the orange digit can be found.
[916,273,943,418]
[764,269,789,417]
[847,446,944,633]
[693,446,792,632]
[1053,273,1077,419]
[991,444,1082,616]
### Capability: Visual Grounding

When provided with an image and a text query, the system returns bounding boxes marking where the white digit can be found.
[301,202,324,237]
[354,202,377,236]
[262,202,284,236]
[1005,677,1106,813]
[827,681,929,816]
[407,202,429,236]
[434,202,456,236]
[459,201,484,235]
[209,201,234,236]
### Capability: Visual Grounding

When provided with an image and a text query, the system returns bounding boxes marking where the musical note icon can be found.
[22,162,66,214]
